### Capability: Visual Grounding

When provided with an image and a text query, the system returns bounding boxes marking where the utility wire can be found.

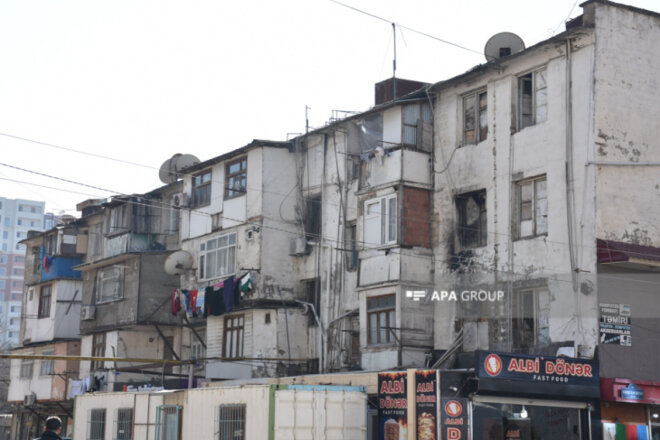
[0,162,119,194]
[329,0,483,56]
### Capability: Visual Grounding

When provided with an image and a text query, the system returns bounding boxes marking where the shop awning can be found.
[597,239,660,266]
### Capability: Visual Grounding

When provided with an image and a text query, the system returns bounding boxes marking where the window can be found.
[367,295,396,345]
[0,280,6,289]
[31,206,38,213]
[516,176,547,238]
[91,333,106,371]
[20,358,33,378]
[518,68,547,129]
[0,268,5,276]
[96,267,124,303]
[304,195,321,241]
[512,288,549,350]
[105,205,128,234]
[89,224,102,257]
[17,219,22,225]
[345,223,358,270]
[191,332,206,370]
[192,170,212,207]
[40,350,54,376]
[12,293,20,301]
[2,231,7,239]
[199,233,236,280]
[14,255,20,263]
[456,190,487,248]
[304,279,320,327]
[3,217,9,226]
[88,408,106,440]
[10,305,17,312]
[0,255,5,264]
[216,405,246,440]
[1,244,6,252]
[463,90,488,144]
[223,315,244,359]
[38,285,52,318]
[10,318,16,325]
[225,157,247,199]
[364,194,397,247]
[13,268,21,275]
[114,408,133,440]
[18,205,23,212]
[155,405,182,440]
[402,102,432,147]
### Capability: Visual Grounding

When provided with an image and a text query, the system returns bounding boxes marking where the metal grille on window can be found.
[215,404,246,440]
[114,408,133,440]
[155,405,181,440]
[88,408,106,440]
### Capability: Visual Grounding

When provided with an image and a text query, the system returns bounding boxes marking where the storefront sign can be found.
[378,372,408,440]
[477,351,599,386]
[620,383,645,400]
[599,303,632,346]
[415,370,438,440]
[440,397,469,440]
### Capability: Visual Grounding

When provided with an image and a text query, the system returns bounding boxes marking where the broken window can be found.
[518,68,547,130]
[225,157,247,199]
[223,315,244,359]
[364,194,397,247]
[456,190,487,248]
[192,170,212,207]
[198,233,236,280]
[463,90,488,144]
[516,175,547,239]
[91,332,106,371]
[96,266,124,303]
[512,288,550,350]
[403,102,432,147]
[38,284,51,318]
[358,113,383,152]
[216,404,246,440]
[367,294,396,345]
[304,194,322,242]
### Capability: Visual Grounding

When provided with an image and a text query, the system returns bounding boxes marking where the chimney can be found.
[374,78,429,105]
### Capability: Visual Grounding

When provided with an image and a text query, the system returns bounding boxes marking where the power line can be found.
[0,162,120,194]
[0,176,104,198]
[329,0,483,56]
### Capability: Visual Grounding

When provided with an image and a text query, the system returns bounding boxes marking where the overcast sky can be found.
[1,0,658,215]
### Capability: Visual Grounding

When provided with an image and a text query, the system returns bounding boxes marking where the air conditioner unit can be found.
[172,193,189,208]
[289,237,310,256]
[81,305,96,321]
[23,393,36,406]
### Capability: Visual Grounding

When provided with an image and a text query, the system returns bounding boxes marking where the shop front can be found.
[600,378,660,440]
[440,351,600,440]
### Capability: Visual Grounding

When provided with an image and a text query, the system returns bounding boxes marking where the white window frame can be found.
[515,175,548,239]
[96,266,124,303]
[518,67,547,130]
[40,350,54,376]
[215,404,246,440]
[223,314,244,359]
[462,89,488,145]
[198,232,237,281]
[364,194,397,247]
[20,357,33,378]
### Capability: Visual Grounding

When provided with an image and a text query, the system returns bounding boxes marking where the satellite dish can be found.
[484,32,525,62]
[158,154,201,184]
[164,250,194,275]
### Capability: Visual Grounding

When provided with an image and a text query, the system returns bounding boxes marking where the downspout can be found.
[564,38,580,355]
[320,133,329,373]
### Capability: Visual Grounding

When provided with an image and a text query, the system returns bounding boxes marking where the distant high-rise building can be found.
[0,197,48,347]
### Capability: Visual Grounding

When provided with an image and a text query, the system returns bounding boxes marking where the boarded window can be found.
[215,404,246,440]
[456,190,487,248]
[367,294,396,345]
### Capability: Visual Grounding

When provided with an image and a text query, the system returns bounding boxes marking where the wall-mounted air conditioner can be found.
[81,305,96,321]
[23,393,36,406]
[172,193,189,208]
[289,237,310,256]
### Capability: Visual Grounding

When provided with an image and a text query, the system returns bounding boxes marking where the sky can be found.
[1,0,658,215]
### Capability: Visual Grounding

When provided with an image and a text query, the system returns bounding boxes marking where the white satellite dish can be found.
[164,250,194,275]
[158,154,201,184]
[484,32,525,62]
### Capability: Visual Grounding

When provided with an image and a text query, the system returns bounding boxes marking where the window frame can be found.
[114,407,133,440]
[215,404,246,440]
[224,157,247,200]
[456,190,488,249]
[88,408,106,440]
[20,357,34,379]
[105,205,129,235]
[367,294,396,346]
[511,287,549,351]
[95,266,124,304]
[304,194,322,242]
[364,194,398,247]
[38,284,52,318]
[198,232,237,281]
[517,67,548,130]
[192,169,212,208]
[40,350,54,376]
[345,223,358,271]
[515,175,548,239]
[402,101,432,147]
[462,89,488,145]
[223,314,245,359]
[155,405,182,440]
[91,333,106,371]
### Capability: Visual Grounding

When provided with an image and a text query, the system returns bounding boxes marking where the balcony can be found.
[41,255,82,281]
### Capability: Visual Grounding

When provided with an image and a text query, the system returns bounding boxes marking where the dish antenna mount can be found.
[484,32,525,62]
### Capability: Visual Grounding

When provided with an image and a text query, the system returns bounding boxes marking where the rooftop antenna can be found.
[305,105,310,134]
[392,22,397,99]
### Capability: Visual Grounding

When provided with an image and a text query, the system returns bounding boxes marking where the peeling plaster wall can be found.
[592,4,660,247]
[22,280,81,343]
[432,29,600,355]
